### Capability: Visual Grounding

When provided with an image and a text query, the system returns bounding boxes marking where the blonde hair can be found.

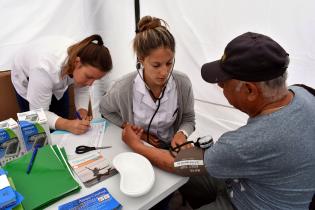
[133,16,175,60]
[61,34,112,77]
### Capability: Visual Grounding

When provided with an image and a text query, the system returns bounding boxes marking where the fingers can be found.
[171,135,193,150]
[182,142,193,149]
[123,124,138,137]
[124,123,144,137]
[148,135,160,147]
[78,108,88,119]
[85,115,92,121]
[122,124,144,149]
[125,124,160,147]
[71,119,90,134]
[131,125,143,136]
[171,140,177,149]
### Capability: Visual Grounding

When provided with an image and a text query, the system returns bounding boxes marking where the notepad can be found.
[3,145,80,210]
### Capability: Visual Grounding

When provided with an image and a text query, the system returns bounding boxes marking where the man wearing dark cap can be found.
[121,32,315,209]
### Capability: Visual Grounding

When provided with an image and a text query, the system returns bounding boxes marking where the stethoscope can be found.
[169,135,214,157]
[136,59,175,142]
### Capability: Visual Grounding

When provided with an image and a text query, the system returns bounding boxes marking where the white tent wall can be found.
[1,0,315,139]
[0,0,137,118]
[139,0,315,138]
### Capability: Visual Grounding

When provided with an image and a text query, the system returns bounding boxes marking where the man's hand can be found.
[122,124,144,149]
[122,124,176,174]
[171,131,192,149]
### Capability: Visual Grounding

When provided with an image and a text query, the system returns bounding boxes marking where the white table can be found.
[47,122,188,210]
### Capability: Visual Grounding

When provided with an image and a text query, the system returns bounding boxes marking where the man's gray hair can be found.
[256,72,288,102]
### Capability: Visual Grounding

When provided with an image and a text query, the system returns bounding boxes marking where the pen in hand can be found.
[26,144,40,174]
[75,111,82,120]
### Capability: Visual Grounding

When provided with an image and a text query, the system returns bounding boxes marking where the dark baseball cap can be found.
[201,32,290,83]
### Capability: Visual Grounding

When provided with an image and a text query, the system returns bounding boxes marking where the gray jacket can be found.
[99,70,195,136]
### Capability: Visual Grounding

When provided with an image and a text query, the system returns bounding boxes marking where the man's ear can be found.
[244,82,260,101]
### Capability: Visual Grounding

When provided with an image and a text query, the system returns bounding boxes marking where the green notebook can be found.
[4,145,80,210]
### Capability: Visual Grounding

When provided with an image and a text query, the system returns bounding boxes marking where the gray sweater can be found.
[99,71,195,137]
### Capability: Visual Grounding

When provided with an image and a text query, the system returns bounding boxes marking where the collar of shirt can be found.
[134,70,174,107]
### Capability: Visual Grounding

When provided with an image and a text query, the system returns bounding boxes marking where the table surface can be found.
[47,122,188,210]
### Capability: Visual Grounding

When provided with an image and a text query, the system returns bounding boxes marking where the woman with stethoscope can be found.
[11,34,112,134]
[100,16,195,149]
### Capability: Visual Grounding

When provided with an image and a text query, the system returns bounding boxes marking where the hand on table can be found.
[122,123,144,149]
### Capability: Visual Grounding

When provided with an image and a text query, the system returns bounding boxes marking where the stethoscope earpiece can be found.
[136,62,142,70]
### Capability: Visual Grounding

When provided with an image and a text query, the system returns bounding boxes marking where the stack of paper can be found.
[3,145,80,210]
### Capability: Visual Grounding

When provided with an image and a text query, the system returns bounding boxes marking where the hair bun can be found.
[91,34,104,45]
[137,16,162,33]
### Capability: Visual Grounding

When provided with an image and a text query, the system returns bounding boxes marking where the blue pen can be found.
[75,111,82,120]
[26,144,40,174]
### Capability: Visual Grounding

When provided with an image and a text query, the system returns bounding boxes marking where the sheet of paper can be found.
[51,121,106,157]
[68,151,117,187]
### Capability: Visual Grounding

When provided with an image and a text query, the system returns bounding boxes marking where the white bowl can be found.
[113,152,155,197]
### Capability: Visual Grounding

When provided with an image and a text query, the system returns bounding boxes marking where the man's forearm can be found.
[133,144,176,173]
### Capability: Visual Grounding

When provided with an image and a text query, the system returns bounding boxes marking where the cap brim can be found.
[201,60,231,83]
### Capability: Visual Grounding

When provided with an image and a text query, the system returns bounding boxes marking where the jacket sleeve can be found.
[27,68,60,129]
[178,75,196,136]
[99,81,124,127]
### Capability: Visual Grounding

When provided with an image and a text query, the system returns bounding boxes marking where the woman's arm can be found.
[27,69,90,134]
[74,86,90,118]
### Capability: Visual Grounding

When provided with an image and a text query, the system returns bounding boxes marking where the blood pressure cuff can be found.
[173,147,207,176]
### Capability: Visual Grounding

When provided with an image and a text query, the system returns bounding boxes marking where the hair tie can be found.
[91,37,104,46]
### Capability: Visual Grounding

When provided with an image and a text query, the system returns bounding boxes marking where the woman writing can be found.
[11,34,112,134]
[100,16,195,149]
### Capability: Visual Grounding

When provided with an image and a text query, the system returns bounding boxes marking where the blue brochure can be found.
[58,188,122,210]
